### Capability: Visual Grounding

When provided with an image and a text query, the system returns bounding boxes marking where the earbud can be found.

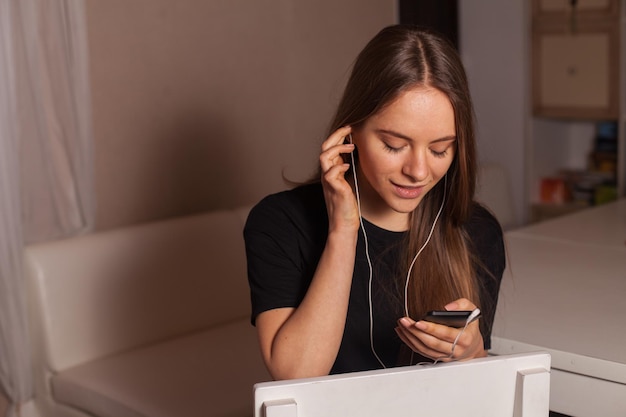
[467,308,481,324]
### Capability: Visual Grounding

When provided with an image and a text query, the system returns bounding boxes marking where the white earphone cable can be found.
[349,135,386,368]
[403,175,446,317]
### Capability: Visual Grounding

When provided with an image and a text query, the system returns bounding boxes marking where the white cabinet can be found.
[532,0,619,119]
[528,0,624,221]
[533,23,619,119]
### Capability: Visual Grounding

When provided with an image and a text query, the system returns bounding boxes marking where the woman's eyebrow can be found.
[376,128,456,143]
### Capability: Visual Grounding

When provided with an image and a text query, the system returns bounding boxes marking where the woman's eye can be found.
[384,143,402,153]
[430,148,448,158]
[382,141,405,153]
[431,141,456,158]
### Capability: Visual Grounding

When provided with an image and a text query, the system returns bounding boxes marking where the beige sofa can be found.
[25,207,271,417]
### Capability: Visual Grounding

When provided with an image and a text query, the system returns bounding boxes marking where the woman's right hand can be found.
[320,126,360,234]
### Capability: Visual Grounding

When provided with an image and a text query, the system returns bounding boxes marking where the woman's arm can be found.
[255,126,360,380]
[256,229,357,379]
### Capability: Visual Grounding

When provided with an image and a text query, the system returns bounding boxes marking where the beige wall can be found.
[86,0,396,231]
[0,390,7,416]
[460,0,528,227]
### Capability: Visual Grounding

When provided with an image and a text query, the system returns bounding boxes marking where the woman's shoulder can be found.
[248,182,324,216]
[467,202,503,231]
[464,202,504,251]
[245,182,327,232]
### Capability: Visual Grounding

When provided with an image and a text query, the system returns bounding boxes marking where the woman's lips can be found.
[392,182,425,199]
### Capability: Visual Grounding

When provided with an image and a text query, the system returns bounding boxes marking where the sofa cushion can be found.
[51,319,271,417]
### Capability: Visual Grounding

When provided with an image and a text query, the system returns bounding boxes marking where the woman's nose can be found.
[402,150,429,182]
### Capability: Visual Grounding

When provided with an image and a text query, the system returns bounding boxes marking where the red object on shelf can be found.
[540,177,569,204]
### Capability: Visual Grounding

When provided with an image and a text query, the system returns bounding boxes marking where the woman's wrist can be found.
[326,225,359,249]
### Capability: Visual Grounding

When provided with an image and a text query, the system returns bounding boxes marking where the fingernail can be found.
[400,317,411,327]
[415,321,428,330]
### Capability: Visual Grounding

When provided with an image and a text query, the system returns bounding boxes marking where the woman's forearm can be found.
[259,229,357,379]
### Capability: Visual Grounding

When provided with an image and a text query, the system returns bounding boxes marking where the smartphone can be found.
[422,310,473,328]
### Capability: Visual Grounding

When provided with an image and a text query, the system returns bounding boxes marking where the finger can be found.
[319,143,355,174]
[394,327,432,355]
[412,319,460,344]
[322,163,351,188]
[448,321,482,353]
[319,127,354,173]
[399,317,456,342]
[321,126,352,152]
[445,298,476,311]
[396,321,454,358]
[423,320,483,360]
[395,327,451,361]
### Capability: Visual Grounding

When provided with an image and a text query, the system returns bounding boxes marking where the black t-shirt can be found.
[244,182,505,374]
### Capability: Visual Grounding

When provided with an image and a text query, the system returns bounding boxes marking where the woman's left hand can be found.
[395,298,487,362]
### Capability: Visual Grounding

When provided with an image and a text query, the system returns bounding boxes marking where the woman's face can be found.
[352,86,456,231]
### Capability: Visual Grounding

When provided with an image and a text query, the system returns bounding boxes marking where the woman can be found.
[244,25,505,380]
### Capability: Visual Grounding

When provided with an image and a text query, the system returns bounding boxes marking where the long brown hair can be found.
[327,25,480,319]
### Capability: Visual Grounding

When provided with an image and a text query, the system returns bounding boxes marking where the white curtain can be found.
[0,0,94,415]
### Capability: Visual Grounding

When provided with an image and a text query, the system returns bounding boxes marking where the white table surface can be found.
[511,198,626,248]
[492,235,626,381]
[490,199,626,415]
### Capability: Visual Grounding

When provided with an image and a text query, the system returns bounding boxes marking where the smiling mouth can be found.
[392,182,425,199]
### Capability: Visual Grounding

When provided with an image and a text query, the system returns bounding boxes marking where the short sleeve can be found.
[244,185,327,325]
